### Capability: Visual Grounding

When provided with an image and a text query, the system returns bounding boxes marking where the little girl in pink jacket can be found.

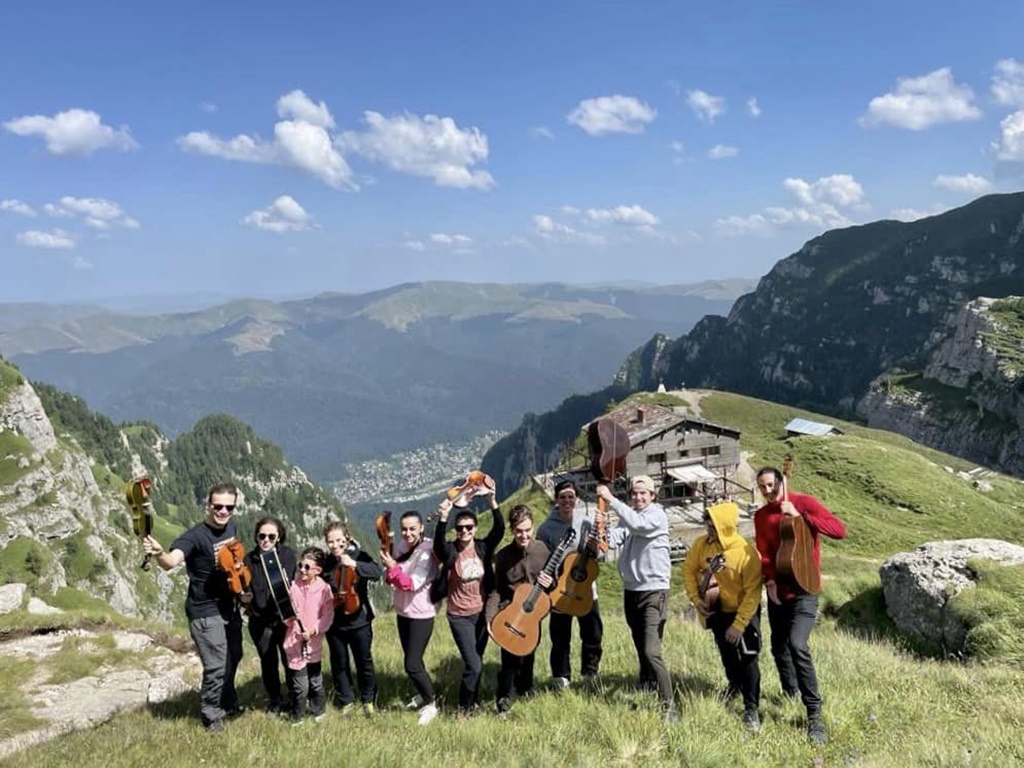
[284,546,334,724]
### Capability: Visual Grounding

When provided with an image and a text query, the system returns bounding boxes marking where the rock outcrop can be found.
[879,538,1024,653]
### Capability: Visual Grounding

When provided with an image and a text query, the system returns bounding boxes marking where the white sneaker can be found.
[405,694,424,711]
[417,703,439,726]
[552,676,571,689]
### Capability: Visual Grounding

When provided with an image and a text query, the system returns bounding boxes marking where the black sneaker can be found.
[742,710,761,732]
[807,715,828,745]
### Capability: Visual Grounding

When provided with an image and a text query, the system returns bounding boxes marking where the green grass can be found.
[0,656,46,740]
[950,560,1024,666]
[0,537,54,591]
[43,633,142,685]
[0,431,35,486]
[2,591,1023,767]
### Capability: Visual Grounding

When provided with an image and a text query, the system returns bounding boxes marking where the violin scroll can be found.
[375,511,393,558]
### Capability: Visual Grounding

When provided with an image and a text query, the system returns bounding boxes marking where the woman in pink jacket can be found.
[381,511,440,726]
[284,546,334,725]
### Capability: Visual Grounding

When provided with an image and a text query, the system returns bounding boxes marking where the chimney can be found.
[636,406,645,425]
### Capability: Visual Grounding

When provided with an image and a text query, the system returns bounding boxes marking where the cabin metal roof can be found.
[784,418,842,436]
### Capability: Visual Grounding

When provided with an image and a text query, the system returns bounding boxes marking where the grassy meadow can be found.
[3,388,1024,766]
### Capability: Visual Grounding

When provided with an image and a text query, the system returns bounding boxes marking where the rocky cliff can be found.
[857,296,1024,474]
[0,357,351,623]
[616,192,1024,474]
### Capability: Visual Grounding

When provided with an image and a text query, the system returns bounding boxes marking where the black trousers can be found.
[708,608,761,714]
[396,615,436,704]
[496,648,535,704]
[288,661,325,719]
[447,612,489,709]
[623,589,674,711]
[549,600,603,680]
[326,621,377,705]
[767,594,822,713]
[248,614,288,707]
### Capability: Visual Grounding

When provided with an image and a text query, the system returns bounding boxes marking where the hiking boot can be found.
[290,716,304,727]
[551,676,571,690]
[742,710,761,732]
[313,712,326,724]
[496,697,513,718]
[363,702,376,718]
[808,714,828,745]
[417,703,439,726]
[338,703,355,718]
[205,719,225,733]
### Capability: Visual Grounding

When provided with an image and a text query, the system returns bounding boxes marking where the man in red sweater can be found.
[753,466,846,746]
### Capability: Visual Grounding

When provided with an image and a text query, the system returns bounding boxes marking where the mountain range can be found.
[0,280,751,485]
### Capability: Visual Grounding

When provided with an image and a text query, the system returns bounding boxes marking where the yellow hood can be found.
[707,501,742,550]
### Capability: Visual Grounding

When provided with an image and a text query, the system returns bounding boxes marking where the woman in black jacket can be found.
[323,521,383,716]
[433,488,504,715]
[243,516,297,715]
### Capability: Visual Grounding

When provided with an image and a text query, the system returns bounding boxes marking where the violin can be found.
[375,511,393,558]
[446,470,495,507]
[125,477,155,571]
[334,553,361,615]
[216,539,253,597]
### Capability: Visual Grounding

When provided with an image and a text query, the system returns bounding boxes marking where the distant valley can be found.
[0,280,753,494]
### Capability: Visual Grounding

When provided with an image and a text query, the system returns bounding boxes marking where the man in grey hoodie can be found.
[597,475,676,721]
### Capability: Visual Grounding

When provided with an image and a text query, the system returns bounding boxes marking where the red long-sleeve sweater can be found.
[753,492,846,599]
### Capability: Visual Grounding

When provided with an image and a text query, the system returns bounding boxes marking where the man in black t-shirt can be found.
[144,482,245,732]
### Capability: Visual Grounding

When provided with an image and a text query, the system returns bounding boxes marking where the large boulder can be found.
[880,538,1024,653]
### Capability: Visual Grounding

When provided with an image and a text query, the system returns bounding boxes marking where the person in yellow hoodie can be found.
[682,500,763,731]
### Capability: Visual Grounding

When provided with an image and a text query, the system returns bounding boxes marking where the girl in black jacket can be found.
[323,521,383,716]
[243,516,297,714]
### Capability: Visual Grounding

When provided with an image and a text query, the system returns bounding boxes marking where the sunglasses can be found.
[298,563,318,572]
[257,533,278,541]
[455,524,476,532]
[211,504,235,512]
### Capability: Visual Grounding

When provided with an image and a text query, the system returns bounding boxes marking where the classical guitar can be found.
[775,454,821,594]
[697,553,726,626]
[551,519,600,618]
[125,477,155,571]
[489,528,576,657]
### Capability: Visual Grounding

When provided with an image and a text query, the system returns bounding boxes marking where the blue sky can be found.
[2,1,1023,303]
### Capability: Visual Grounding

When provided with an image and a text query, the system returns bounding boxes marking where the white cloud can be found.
[201,102,218,114]
[429,233,472,245]
[566,95,657,136]
[933,173,993,194]
[338,111,494,190]
[716,174,866,235]
[241,195,315,233]
[888,205,949,222]
[178,91,356,190]
[747,97,762,117]
[708,144,738,159]
[401,240,426,251]
[44,196,139,229]
[992,110,1024,161]
[992,59,1024,108]
[177,131,277,162]
[783,174,865,207]
[529,126,554,140]
[274,119,354,189]
[4,108,138,156]
[532,214,606,245]
[16,229,76,248]
[686,90,725,123]
[276,89,335,129]
[861,67,981,130]
[584,205,659,227]
[0,199,36,217]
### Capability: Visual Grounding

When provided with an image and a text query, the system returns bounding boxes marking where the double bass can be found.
[775,454,821,594]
